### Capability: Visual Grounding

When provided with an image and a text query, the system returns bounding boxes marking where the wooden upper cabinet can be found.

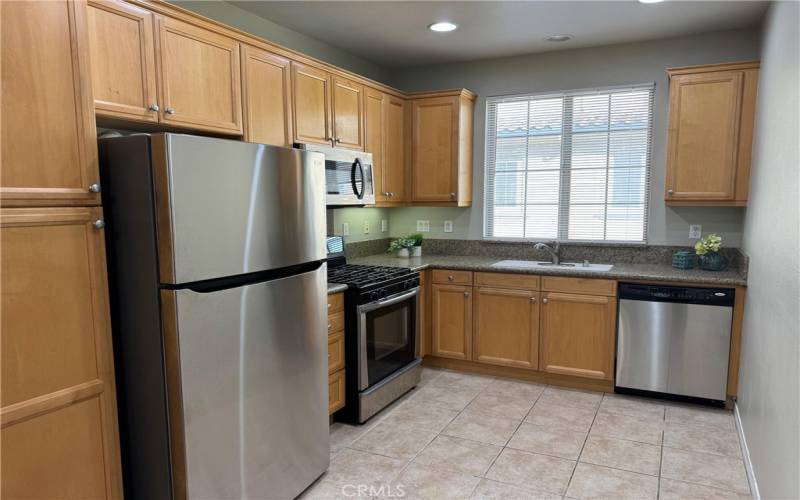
[365,88,387,201]
[332,76,365,150]
[385,95,407,202]
[1,207,122,498]
[87,0,158,122]
[431,283,473,360]
[665,61,759,206]
[157,16,242,135]
[474,287,539,370]
[1,0,99,207]
[411,90,474,206]
[540,292,616,381]
[241,45,293,147]
[292,62,333,146]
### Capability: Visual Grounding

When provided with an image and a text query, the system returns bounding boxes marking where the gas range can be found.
[325,237,422,424]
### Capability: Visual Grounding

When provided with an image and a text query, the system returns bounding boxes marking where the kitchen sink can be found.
[491,260,614,272]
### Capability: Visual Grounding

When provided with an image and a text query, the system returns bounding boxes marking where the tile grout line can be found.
[565,393,604,495]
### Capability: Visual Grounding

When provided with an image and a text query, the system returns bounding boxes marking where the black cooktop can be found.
[327,264,413,289]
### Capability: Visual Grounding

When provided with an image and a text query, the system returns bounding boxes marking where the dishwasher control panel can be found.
[618,283,735,306]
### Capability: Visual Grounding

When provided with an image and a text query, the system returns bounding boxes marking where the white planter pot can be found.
[411,246,422,257]
[397,248,410,258]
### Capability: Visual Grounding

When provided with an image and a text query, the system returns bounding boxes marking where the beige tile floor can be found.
[302,368,752,499]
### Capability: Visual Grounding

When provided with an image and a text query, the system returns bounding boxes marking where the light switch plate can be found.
[363,220,370,234]
[444,220,453,233]
[342,222,350,236]
[381,219,388,232]
[416,220,430,232]
[689,224,702,239]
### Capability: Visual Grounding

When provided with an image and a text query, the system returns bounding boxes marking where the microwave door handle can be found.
[358,288,419,313]
[351,159,365,199]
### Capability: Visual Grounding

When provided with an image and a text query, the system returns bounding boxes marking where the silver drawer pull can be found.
[88,183,101,193]
[542,297,549,304]
[92,219,105,230]
[149,103,160,112]
[165,107,176,114]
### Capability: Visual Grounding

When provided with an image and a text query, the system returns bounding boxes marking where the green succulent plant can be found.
[408,233,424,247]
[387,237,416,252]
[695,233,722,255]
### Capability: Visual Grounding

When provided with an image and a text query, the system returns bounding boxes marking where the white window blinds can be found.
[485,84,654,243]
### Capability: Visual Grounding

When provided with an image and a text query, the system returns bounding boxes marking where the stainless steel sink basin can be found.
[491,260,614,272]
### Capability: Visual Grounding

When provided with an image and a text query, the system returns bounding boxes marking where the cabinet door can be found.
[412,96,459,202]
[292,62,332,146]
[87,0,158,122]
[1,207,122,498]
[365,88,387,201]
[1,0,99,206]
[241,45,293,147]
[385,95,407,201]
[332,76,364,150]
[540,292,616,380]
[431,284,472,360]
[666,71,743,201]
[474,287,539,369]
[157,16,242,134]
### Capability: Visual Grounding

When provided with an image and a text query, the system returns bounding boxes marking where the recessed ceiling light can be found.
[428,21,458,33]
[638,0,665,3]
[545,34,573,42]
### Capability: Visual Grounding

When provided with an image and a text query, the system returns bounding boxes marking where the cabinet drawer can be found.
[432,269,473,285]
[542,276,616,296]
[327,292,344,313]
[327,310,344,334]
[328,370,345,414]
[328,331,344,374]
[475,272,540,290]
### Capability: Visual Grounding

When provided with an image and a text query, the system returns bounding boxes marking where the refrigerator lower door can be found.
[166,266,328,499]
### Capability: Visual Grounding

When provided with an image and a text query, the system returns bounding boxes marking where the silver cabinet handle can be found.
[464,291,470,298]
[335,138,342,143]
[530,296,537,303]
[328,323,332,330]
[165,107,175,114]
[389,192,395,197]
[88,183,101,193]
[667,189,674,195]
[542,297,549,304]
[448,275,454,281]
[148,103,160,112]
[92,219,105,229]
[449,192,456,198]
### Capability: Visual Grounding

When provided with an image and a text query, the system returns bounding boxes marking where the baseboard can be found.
[735,402,760,500]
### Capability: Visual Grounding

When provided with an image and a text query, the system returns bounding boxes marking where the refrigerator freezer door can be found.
[166,265,329,499]
[153,134,326,284]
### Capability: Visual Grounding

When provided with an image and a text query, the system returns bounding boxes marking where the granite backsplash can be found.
[344,238,747,276]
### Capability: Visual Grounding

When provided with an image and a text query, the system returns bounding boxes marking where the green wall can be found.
[329,208,391,243]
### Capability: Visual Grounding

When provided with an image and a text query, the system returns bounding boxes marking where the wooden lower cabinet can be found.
[328,370,345,414]
[474,287,539,370]
[540,292,617,380]
[327,292,346,414]
[431,283,472,360]
[0,207,122,498]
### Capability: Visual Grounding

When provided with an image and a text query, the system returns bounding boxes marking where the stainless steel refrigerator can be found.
[99,133,329,499]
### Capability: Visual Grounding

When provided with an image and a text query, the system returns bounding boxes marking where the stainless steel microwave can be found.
[295,143,375,206]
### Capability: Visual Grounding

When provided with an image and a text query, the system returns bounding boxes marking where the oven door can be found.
[357,288,419,390]
[325,157,375,206]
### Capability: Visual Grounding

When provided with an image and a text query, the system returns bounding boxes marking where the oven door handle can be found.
[358,288,419,313]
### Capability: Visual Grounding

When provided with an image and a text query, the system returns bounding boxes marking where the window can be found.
[484,84,654,243]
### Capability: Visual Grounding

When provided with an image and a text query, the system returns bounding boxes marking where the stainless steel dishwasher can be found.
[616,283,735,406]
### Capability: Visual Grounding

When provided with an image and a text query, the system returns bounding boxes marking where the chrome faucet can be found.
[534,242,560,265]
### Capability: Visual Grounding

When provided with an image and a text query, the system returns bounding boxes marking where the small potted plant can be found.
[388,237,415,258]
[694,233,726,271]
[408,233,423,257]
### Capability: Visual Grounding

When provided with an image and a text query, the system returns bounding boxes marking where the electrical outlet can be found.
[363,220,370,234]
[381,219,388,232]
[416,220,430,232]
[444,220,453,233]
[342,222,350,236]
[689,224,702,239]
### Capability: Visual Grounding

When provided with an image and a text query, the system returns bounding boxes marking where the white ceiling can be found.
[229,1,767,68]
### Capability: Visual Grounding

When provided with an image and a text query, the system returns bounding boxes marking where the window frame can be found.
[483,83,655,245]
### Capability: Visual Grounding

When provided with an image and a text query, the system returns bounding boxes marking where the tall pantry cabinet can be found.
[1,1,122,498]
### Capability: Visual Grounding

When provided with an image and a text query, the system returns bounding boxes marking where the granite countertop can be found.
[348,254,747,287]
[327,283,348,294]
